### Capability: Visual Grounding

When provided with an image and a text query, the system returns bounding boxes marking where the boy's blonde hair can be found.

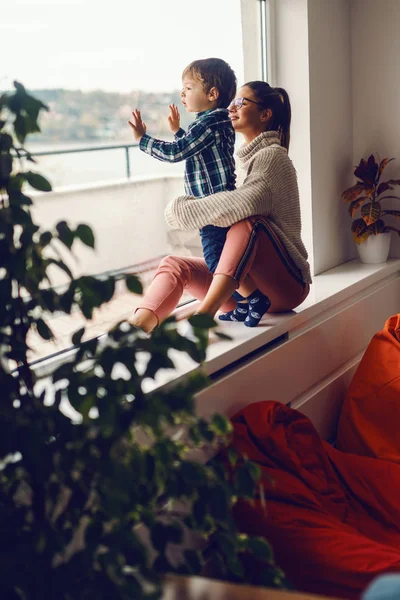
[182,58,237,108]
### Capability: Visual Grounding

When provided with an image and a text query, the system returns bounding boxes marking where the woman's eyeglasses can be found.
[228,97,263,110]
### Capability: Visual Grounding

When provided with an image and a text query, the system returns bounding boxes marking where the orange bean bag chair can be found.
[228,401,400,599]
[337,314,400,462]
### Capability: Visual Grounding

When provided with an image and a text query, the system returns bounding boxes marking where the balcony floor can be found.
[27,270,192,363]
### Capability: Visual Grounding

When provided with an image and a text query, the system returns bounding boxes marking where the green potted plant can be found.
[341,153,400,263]
[0,82,287,599]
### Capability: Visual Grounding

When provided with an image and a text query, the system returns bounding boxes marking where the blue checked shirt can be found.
[139,108,236,198]
[139,108,236,273]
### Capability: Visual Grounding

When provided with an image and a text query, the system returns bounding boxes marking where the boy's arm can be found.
[139,119,215,163]
[174,128,186,139]
[168,104,185,139]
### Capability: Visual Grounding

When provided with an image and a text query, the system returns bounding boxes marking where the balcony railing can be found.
[30,142,140,180]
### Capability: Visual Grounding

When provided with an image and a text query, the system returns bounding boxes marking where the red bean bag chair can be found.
[337,314,400,462]
[228,401,400,599]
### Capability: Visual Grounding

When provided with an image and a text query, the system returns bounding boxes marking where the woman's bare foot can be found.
[236,274,257,299]
[196,274,237,318]
[128,308,158,334]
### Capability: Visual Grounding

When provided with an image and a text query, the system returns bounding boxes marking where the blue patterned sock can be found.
[244,289,271,327]
[232,291,245,302]
[218,291,249,322]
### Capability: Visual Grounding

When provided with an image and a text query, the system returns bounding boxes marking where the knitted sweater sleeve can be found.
[164,153,272,230]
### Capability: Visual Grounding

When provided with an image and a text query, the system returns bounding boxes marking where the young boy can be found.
[129,58,269,325]
[129,57,235,275]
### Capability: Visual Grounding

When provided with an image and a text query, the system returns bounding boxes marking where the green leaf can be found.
[0,154,12,179]
[183,549,204,574]
[85,520,103,545]
[36,318,53,340]
[153,554,173,573]
[246,461,261,482]
[165,522,183,545]
[215,532,236,559]
[56,221,74,249]
[126,274,143,295]
[0,133,12,150]
[226,554,244,578]
[180,461,207,485]
[39,231,52,247]
[7,173,24,194]
[14,114,28,144]
[99,277,115,302]
[235,465,256,497]
[11,204,32,225]
[383,209,400,219]
[40,289,58,312]
[23,92,48,117]
[197,418,215,442]
[383,225,400,236]
[151,523,168,553]
[188,424,202,445]
[361,201,381,226]
[72,327,85,346]
[377,157,395,181]
[76,223,95,249]
[247,537,274,562]
[46,257,73,279]
[188,313,216,329]
[208,485,229,520]
[145,354,175,379]
[24,171,52,192]
[227,447,238,467]
[354,154,379,186]
[59,287,74,312]
[341,182,372,203]
[211,414,231,436]
[348,196,367,218]
[351,218,368,243]
[13,192,33,207]
[14,80,26,94]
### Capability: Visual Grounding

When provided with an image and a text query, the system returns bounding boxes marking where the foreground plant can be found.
[0,82,286,599]
[341,153,400,243]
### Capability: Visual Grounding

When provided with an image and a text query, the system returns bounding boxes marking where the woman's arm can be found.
[165,160,272,230]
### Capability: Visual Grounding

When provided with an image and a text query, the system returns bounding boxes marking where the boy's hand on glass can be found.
[128,109,146,142]
[168,104,180,134]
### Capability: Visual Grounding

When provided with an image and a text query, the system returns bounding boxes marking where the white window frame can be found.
[240,0,275,85]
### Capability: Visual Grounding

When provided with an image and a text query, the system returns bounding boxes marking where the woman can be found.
[129,81,311,333]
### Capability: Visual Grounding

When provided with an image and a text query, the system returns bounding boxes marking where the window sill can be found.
[142,258,400,393]
[34,258,400,400]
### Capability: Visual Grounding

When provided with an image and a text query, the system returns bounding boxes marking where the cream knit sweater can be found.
[165,131,312,284]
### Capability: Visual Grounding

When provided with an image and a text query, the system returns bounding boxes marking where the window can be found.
[4,0,266,362]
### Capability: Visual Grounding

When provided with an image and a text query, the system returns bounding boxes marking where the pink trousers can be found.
[136,217,309,323]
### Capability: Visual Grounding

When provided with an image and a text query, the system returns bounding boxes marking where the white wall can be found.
[274,0,314,272]
[196,266,400,441]
[352,0,400,257]
[31,176,184,286]
[273,0,353,277]
[308,0,354,274]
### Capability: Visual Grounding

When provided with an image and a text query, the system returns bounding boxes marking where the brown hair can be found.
[244,81,292,151]
[182,58,237,108]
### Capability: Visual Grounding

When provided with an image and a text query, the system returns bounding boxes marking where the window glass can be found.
[4,0,246,360]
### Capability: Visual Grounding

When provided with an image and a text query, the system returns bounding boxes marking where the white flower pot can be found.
[356,232,391,264]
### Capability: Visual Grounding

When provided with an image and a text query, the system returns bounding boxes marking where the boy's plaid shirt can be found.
[139,108,236,198]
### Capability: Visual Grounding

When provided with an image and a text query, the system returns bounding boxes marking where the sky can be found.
[2,0,244,93]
